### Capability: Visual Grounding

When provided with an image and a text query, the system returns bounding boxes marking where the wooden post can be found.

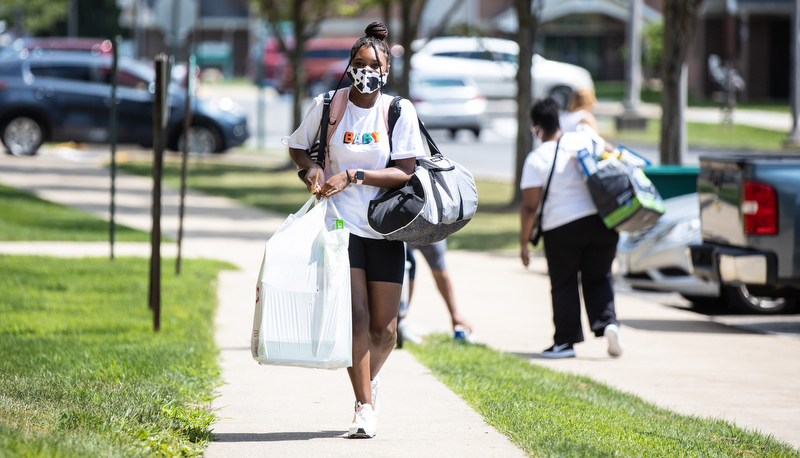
[149,54,169,332]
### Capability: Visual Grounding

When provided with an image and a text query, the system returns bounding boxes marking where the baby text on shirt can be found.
[343,131,380,145]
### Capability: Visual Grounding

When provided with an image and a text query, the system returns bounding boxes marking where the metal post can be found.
[257,21,266,150]
[177,53,195,276]
[617,0,647,130]
[149,54,168,331]
[109,35,120,260]
[787,0,800,146]
[679,62,688,164]
[624,0,642,115]
[68,0,78,37]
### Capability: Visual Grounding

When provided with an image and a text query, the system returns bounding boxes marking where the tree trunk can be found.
[399,0,414,99]
[511,0,537,205]
[291,0,307,131]
[659,0,705,165]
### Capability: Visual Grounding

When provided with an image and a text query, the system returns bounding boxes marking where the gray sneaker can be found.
[541,343,575,358]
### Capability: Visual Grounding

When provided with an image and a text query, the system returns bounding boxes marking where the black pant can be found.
[542,214,619,345]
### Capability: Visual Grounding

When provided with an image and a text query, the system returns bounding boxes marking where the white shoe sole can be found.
[541,350,576,359]
[605,325,623,357]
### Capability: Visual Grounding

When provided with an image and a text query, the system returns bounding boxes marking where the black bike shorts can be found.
[348,234,405,284]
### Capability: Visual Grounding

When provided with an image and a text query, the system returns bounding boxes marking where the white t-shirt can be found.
[288,91,425,238]
[519,130,604,231]
[558,109,588,133]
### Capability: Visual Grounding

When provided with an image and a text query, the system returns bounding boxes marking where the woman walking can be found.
[519,97,623,359]
[287,22,424,438]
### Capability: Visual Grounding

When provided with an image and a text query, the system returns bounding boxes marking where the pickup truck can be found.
[689,154,799,314]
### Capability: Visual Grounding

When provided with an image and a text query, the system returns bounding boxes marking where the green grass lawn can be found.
[594,80,791,113]
[408,335,799,457]
[0,184,150,242]
[117,161,523,252]
[601,119,800,153]
[0,255,233,457]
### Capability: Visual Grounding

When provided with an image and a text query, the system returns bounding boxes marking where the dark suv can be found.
[0,51,248,155]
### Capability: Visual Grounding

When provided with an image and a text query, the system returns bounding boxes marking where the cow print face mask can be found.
[346,66,388,94]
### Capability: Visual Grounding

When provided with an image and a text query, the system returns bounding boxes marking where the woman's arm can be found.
[289,147,324,194]
[519,186,542,268]
[317,157,416,199]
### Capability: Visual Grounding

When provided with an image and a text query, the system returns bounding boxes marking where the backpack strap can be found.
[323,87,350,153]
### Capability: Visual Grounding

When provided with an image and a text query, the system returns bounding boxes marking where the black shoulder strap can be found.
[316,92,333,167]
[388,96,402,153]
[538,136,562,219]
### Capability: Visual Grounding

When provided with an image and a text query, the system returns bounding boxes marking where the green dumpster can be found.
[645,165,699,199]
[195,41,233,80]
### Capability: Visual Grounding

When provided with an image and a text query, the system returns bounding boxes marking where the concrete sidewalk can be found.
[1,153,799,454]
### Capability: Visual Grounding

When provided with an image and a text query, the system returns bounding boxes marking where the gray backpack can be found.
[368,98,478,245]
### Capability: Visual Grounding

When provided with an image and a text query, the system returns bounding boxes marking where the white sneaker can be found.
[370,375,380,416]
[348,402,377,438]
[604,324,623,357]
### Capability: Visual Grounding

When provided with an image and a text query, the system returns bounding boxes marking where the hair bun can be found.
[364,22,388,41]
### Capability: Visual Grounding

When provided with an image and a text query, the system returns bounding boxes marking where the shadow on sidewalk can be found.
[212,431,344,442]
[619,319,752,334]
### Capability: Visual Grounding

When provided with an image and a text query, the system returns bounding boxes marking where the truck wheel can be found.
[722,284,795,314]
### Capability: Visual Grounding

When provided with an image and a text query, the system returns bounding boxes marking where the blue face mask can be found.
[346,66,388,94]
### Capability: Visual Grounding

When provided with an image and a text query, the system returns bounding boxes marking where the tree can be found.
[0,0,68,35]
[659,0,706,165]
[253,0,341,130]
[397,0,426,99]
[511,0,543,205]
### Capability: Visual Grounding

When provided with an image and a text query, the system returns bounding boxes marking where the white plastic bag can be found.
[251,196,352,369]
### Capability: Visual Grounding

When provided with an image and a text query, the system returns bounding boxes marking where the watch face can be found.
[356,171,365,181]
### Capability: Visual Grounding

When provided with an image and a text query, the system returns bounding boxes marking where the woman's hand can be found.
[520,243,530,268]
[318,171,350,198]
[304,165,324,196]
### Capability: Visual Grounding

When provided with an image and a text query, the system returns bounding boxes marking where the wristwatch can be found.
[356,169,365,185]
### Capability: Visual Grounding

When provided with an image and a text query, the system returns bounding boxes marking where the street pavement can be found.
[1,151,799,455]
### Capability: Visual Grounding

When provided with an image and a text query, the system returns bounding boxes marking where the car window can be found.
[29,64,93,82]
[97,67,149,90]
[417,78,466,88]
[0,61,21,76]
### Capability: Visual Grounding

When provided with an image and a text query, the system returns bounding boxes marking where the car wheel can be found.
[2,116,44,156]
[471,128,481,139]
[178,125,222,154]
[448,128,458,139]
[549,86,573,110]
[722,284,795,314]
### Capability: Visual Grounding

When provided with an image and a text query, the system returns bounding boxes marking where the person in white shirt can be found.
[288,22,424,439]
[558,88,599,133]
[519,97,623,360]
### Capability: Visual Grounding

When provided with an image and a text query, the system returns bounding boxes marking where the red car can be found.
[252,37,356,94]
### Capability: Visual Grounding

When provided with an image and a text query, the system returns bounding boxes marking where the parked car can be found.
[0,51,248,156]
[617,192,793,314]
[409,71,486,138]
[0,37,114,61]
[689,154,799,314]
[250,36,356,94]
[409,36,594,106]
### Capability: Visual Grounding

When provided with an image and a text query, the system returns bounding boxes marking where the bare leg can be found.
[347,268,371,405]
[431,269,472,332]
[367,281,402,377]
[347,269,402,406]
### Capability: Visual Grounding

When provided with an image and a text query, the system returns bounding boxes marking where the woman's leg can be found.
[542,220,588,345]
[580,217,620,337]
[347,268,372,405]
[367,281,402,377]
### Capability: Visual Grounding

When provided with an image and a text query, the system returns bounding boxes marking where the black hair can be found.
[350,22,391,66]
[530,97,561,137]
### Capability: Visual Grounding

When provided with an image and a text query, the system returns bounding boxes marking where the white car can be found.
[410,36,594,105]
[409,72,487,138]
[616,193,793,314]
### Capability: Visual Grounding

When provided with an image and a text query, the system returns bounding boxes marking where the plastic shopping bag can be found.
[251,196,352,369]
